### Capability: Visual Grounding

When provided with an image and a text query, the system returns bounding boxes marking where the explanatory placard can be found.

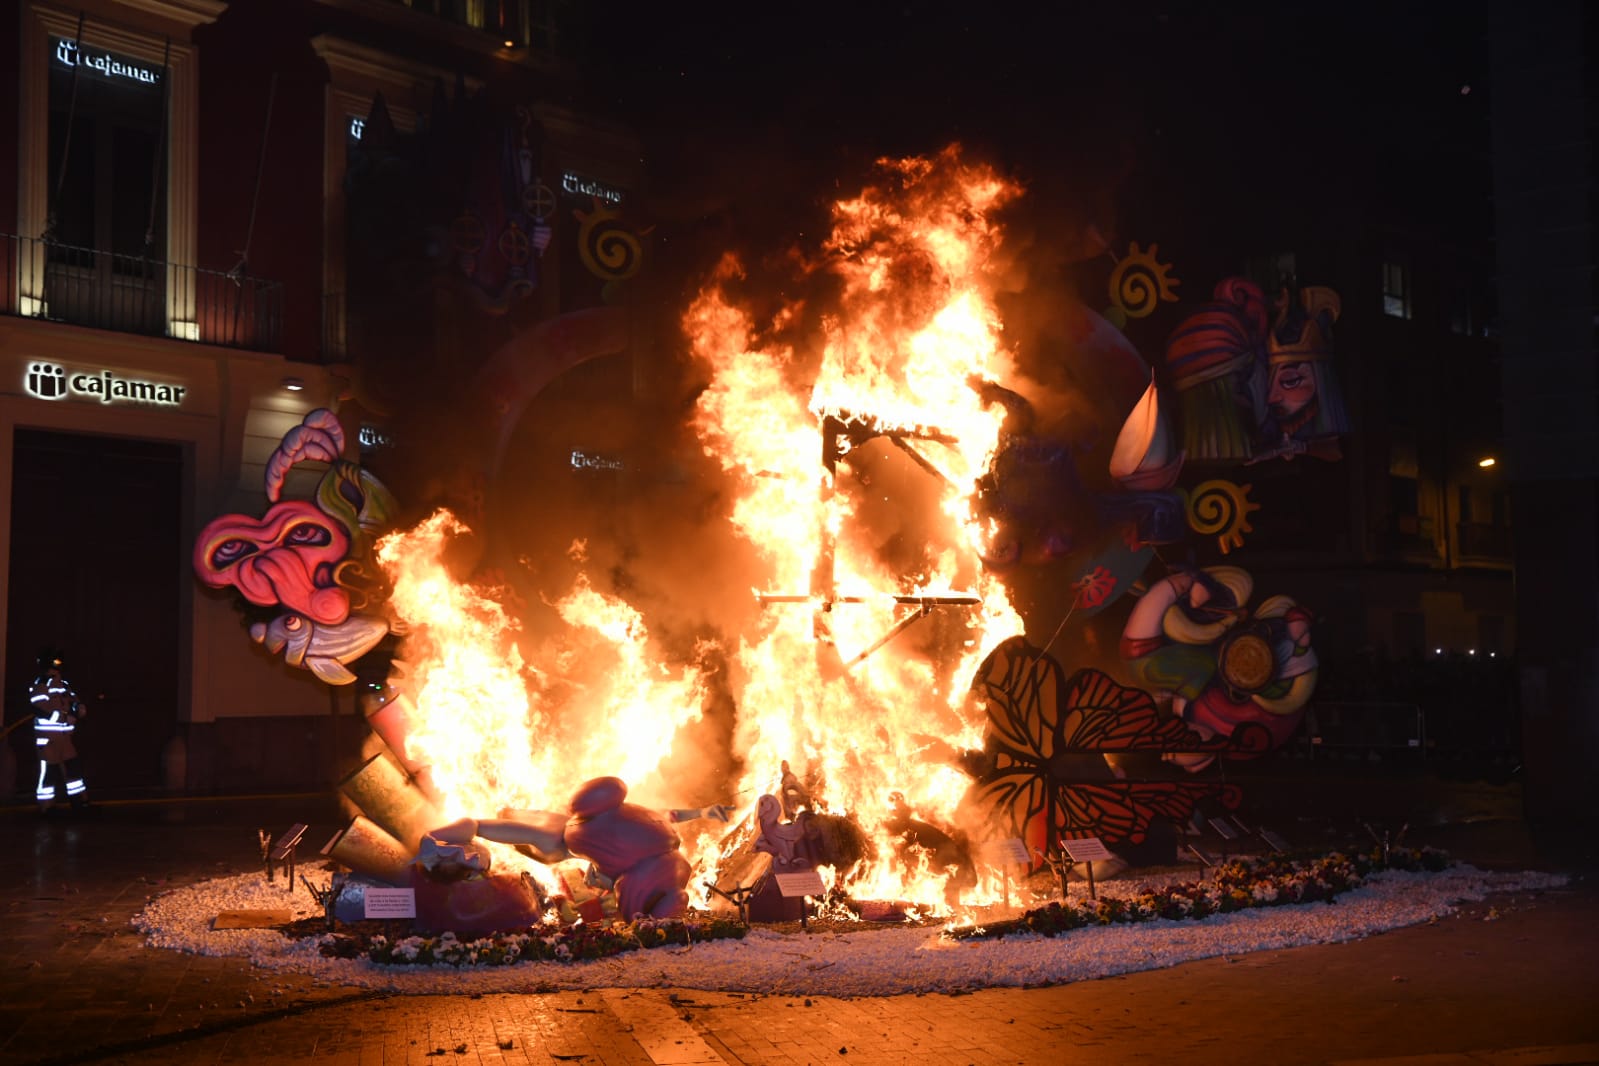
[1061,836,1114,863]
[774,870,827,898]
[364,887,417,919]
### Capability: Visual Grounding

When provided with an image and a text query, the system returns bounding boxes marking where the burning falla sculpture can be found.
[198,151,1334,936]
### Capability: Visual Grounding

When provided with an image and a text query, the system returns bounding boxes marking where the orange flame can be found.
[685,147,1026,906]
[376,146,1028,913]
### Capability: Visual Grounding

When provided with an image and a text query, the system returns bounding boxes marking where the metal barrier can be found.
[1,232,282,352]
[1304,701,1427,760]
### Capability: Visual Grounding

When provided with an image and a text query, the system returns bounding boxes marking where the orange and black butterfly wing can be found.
[960,757,1057,864]
[1056,667,1221,753]
[961,637,1068,868]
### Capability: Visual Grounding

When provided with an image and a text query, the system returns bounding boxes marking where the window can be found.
[47,40,167,261]
[41,37,168,333]
[40,34,168,334]
[1382,260,1410,319]
[17,5,212,335]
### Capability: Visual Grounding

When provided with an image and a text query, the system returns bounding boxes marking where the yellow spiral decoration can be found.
[574,199,647,281]
[1108,241,1181,320]
[1182,479,1262,555]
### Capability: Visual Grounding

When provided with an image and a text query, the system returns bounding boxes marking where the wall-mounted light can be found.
[1478,456,1496,468]
[283,377,305,392]
[503,38,516,48]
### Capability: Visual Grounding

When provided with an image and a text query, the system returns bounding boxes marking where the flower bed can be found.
[945,846,1452,941]
[345,914,749,967]
[318,847,1451,964]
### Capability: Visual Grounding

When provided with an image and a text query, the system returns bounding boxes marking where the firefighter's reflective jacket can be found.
[31,673,83,757]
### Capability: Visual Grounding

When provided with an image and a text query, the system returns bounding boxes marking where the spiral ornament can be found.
[575,199,647,281]
[1108,241,1180,320]
[1182,479,1261,554]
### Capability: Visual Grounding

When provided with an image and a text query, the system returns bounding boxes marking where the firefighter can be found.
[31,650,89,812]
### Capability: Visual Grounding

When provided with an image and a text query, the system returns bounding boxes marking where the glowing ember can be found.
[377,145,1030,913]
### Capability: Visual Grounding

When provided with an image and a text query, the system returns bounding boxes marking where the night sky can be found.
[583,2,1494,257]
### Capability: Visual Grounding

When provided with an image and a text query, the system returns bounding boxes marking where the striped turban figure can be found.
[1162,278,1269,462]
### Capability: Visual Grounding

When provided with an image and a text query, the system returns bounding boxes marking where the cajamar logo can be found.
[23,362,186,406]
[26,362,67,399]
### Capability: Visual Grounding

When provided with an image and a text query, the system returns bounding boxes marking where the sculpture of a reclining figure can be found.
[430,776,696,920]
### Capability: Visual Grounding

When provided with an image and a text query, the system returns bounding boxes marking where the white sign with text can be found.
[54,38,161,85]
[773,870,827,898]
[1061,837,1114,863]
[24,362,187,407]
[363,887,417,919]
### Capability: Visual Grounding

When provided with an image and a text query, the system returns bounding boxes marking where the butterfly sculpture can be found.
[960,636,1271,868]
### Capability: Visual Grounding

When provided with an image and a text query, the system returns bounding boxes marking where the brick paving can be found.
[0,788,1595,1066]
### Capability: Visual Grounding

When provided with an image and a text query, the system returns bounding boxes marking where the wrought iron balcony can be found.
[1,232,283,352]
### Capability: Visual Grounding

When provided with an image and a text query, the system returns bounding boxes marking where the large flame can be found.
[687,147,1025,905]
[376,145,1029,911]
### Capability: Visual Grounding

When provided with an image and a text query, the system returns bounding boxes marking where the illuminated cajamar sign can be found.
[24,363,186,406]
[560,171,624,204]
[53,38,161,85]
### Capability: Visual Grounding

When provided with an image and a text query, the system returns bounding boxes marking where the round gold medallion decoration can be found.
[1220,632,1274,694]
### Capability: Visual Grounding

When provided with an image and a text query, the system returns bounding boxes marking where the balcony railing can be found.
[1,232,282,352]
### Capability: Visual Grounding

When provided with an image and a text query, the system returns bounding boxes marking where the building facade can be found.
[1,0,644,795]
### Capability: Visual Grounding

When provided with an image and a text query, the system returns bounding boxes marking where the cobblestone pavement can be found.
[1,783,1595,1066]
